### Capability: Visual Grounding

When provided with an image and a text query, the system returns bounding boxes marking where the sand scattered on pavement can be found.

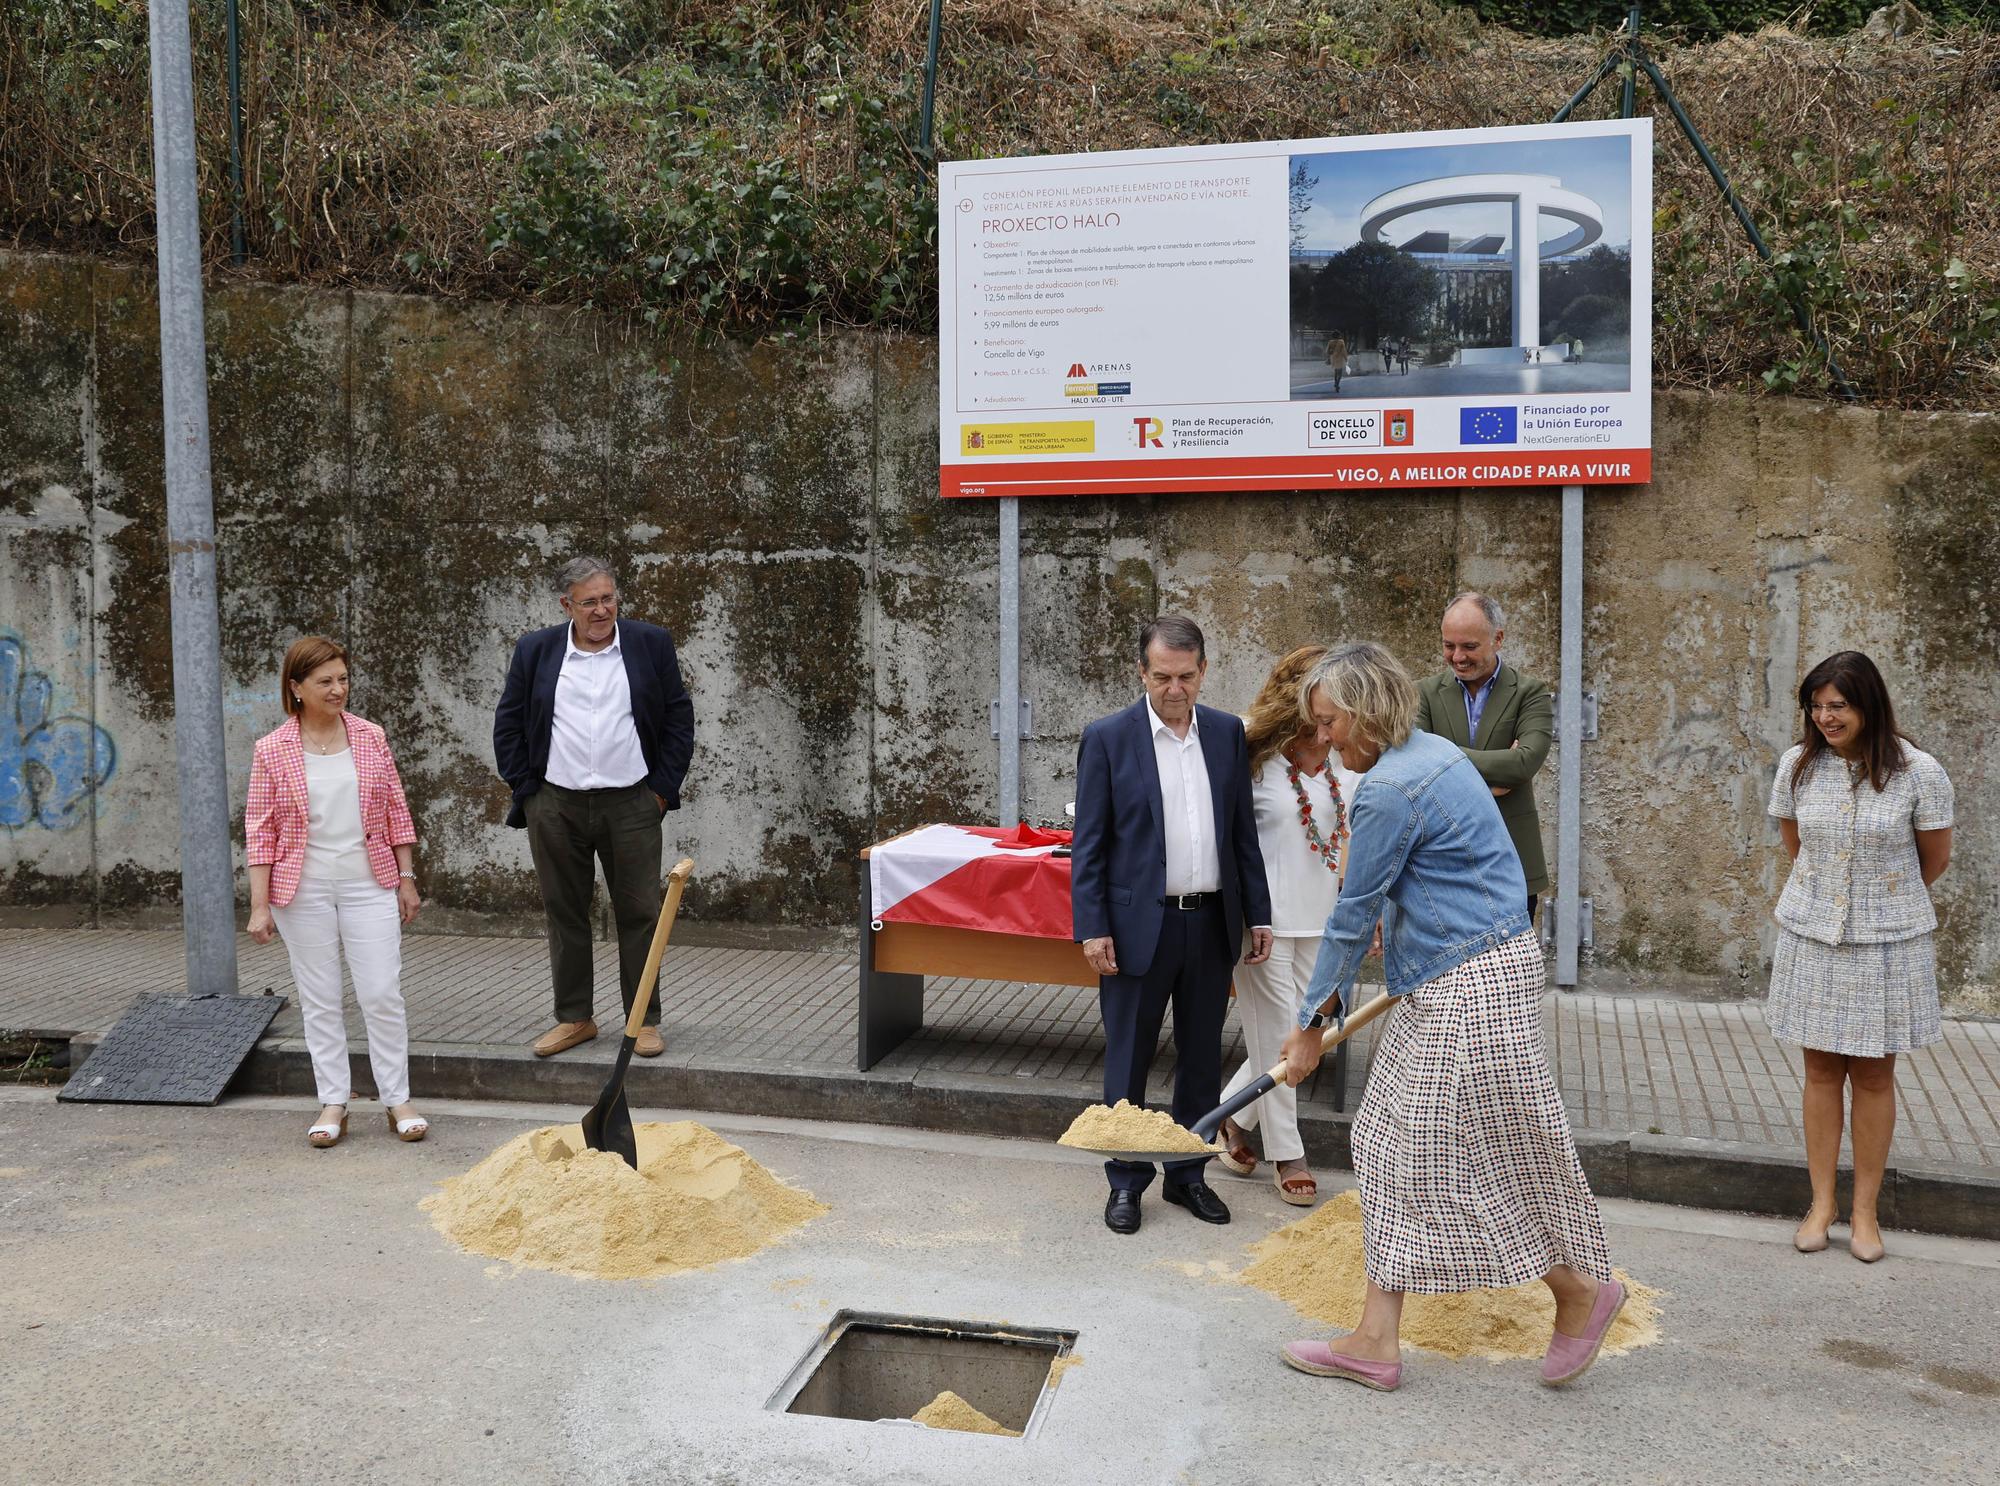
[424,1120,825,1281]
[1238,1191,1663,1361]
[912,1390,1020,1436]
[1058,1100,1211,1154]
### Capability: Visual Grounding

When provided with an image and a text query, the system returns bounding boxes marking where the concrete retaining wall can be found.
[2,251,1993,1004]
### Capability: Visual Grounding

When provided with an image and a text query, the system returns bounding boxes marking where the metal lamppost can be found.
[147,0,239,995]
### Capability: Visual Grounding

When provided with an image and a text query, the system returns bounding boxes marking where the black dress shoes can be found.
[1163,1180,1231,1224]
[1104,1190,1142,1234]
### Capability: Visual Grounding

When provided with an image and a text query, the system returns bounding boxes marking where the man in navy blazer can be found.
[1072,615,1273,1234]
[493,556,694,1059]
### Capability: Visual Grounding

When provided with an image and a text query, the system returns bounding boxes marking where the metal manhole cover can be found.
[58,993,283,1106]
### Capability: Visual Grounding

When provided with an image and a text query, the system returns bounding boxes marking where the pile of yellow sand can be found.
[1057,1100,1212,1154]
[1239,1191,1663,1361]
[423,1121,826,1281]
[912,1390,1020,1437]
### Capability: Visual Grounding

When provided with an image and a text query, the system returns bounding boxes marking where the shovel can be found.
[580,857,695,1168]
[1091,990,1397,1164]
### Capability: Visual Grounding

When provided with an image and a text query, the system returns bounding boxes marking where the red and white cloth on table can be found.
[868,823,1075,940]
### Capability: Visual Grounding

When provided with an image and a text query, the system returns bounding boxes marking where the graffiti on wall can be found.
[1,635,115,830]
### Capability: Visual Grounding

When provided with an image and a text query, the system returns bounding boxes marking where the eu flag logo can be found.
[1460,406,1518,444]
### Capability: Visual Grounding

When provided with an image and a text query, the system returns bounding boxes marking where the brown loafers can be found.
[531,1019,599,1057]
[634,1025,665,1058]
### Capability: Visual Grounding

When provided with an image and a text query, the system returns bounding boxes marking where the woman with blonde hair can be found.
[1214,645,1360,1204]
[1276,642,1619,1392]
[245,636,427,1147]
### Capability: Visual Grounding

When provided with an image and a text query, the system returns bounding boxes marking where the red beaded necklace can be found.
[1285,755,1347,874]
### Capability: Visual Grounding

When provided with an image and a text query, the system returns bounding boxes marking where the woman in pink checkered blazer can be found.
[245,636,426,1148]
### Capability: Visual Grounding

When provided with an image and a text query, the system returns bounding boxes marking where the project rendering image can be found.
[1289,134,1639,399]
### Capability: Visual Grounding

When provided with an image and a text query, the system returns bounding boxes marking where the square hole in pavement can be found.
[768,1311,1077,1439]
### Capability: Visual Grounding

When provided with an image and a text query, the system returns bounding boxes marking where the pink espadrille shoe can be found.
[1281,1339,1403,1391]
[1540,1279,1626,1387]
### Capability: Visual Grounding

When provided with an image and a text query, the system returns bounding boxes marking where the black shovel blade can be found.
[580,1037,639,1168]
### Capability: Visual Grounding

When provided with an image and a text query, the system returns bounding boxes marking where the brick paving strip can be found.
[4,926,1995,1236]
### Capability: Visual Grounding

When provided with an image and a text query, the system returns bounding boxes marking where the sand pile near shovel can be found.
[1058,1100,1212,1154]
[1239,1191,1663,1361]
[423,1121,826,1281]
[912,1390,1020,1437]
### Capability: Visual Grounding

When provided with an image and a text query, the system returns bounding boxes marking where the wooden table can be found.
[856,837,1092,1069]
[855,832,1353,1111]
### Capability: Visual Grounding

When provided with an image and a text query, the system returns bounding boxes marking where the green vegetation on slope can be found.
[1,0,1995,405]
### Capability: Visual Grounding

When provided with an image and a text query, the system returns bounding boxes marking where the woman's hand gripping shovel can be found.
[1090,991,1397,1165]
[580,858,695,1169]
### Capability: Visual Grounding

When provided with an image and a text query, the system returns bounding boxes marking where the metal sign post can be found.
[1554,483,1585,986]
[148,0,239,996]
[997,496,1023,826]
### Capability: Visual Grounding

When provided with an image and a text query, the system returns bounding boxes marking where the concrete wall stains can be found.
[0,250,1993,1007]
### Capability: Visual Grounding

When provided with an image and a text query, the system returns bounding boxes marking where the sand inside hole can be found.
[911,1390,1021,1436]
[1057,1100,1212,1154]
[423,1121,826,1281]
[1239,1191,1664,1361]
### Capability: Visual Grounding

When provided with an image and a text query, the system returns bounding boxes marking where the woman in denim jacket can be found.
[1276,643,1620,1393]
[1768,651,1953,1263]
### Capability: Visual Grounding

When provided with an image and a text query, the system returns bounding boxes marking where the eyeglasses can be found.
[570,595,618,612]
[1808,702,1852,718]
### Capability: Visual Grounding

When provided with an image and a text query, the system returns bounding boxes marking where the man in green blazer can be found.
[1414,592,1553,919]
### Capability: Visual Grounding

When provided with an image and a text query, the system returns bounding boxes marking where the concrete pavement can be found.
[6,924,1998,1236]
[2,1089,1996,1485]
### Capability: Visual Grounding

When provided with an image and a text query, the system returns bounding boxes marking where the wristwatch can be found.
[399,871,418,881]
[1306,1010,1330,1030]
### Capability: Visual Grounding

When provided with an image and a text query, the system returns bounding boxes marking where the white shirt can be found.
[302,749,373,882]
[546,623,649,791]
[1251,752,1362,935]
[1148,698,1220,895]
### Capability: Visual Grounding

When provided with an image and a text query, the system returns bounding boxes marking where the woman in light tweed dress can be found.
[1276,644,1620,1393]
[1768,651,1953,1263]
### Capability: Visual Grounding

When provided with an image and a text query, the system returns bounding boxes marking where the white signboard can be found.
[938,119,1651,498]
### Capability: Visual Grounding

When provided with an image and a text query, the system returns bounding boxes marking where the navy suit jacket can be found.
[1070,699,1272,979]
[492,620,695,829]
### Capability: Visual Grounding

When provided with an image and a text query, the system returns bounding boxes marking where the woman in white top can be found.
[1767,650,1953,1262]
[244,637,426,1148]
[1215,645,1362,1204]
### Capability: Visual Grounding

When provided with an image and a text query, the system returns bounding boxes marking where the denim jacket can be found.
[1298,729,1530,1027]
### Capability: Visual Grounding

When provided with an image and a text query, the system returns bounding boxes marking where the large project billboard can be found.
[938,118,1651,498]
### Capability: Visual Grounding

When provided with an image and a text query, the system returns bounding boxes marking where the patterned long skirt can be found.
[1352,931,1613,1294]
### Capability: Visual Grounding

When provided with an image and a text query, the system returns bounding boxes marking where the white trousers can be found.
[271,873,409,1107]
[1221,934,1323,1162]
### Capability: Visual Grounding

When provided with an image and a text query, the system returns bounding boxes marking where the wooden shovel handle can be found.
[1266,990,1396,1088]
[622,858,695,1039]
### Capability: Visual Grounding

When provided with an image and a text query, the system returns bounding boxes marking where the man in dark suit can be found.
[493,556,694,1059]
[1072,615,1273,1235]
[1415,591,1552,920]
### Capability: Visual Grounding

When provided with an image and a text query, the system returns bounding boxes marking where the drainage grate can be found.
[768,1311,1077,1439]
[58,993,282,1106]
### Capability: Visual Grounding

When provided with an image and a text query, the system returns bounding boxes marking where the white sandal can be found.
[386,1109,429,1143]
[307,1107,348,1148]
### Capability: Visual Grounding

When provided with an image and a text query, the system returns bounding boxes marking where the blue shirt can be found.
[1298,730,1530,1026]
[1458,654,1502,740]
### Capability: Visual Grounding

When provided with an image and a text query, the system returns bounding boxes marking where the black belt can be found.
[1161,892,1218,910]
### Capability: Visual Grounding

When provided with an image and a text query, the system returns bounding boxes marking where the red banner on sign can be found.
[941,449,1652,498]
